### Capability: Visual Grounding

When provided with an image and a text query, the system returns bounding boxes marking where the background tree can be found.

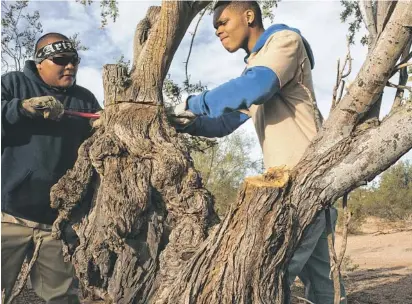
[192,132,262,216]
[340,160,412,231]
[1,0,91,74]
[369,161,412,220]
[1,0,42,73]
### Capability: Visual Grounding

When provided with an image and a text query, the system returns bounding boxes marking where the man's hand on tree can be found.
[20,96,64,121]
[166,99,197,128]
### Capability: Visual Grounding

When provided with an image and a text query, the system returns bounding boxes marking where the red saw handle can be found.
[64,110,100,119]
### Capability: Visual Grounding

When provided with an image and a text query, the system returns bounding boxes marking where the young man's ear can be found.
[245,10,255,25]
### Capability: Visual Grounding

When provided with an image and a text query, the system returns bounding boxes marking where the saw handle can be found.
[64,110,100,119]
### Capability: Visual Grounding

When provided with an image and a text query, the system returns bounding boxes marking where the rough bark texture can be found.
[133,6,161,68]
[51,2,215,302]
[50,1,412,303]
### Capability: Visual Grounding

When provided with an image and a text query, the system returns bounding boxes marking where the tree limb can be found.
[325,208,341,304]
[337,194,350,269]
[132,6,161,69]
[387,82,411,92]
[391,41,412,113]
[326,192,350,304]
[309,1,412,156]
[376,1,396,36]
[129,1,210,104]
[359,0,377,46]
[390,50,412,78]
[394,62,412,71]
[313,103,412,204]
[185,8,208,86]
[331,59,340,110]
[330,40,352,112]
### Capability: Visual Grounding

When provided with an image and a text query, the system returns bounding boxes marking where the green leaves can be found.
[76,0,119,28]
[340,0,363,45]
[345,160,412,224]
[258,0,278,23]
[69,33,89,52]
[99,0,119,28]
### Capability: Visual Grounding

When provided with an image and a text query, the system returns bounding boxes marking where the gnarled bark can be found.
[51,2,216,302]
[50,1,412,303]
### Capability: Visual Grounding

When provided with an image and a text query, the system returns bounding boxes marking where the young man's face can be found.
[213,5,250,53]
[36,38,79,89]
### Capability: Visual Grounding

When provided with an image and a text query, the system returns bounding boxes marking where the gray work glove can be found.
[20,96,64,120]
[166,98,197,128]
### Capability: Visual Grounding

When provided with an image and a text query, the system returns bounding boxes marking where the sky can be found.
[6,0,412,165]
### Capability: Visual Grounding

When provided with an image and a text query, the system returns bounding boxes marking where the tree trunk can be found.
[50,1,412,303]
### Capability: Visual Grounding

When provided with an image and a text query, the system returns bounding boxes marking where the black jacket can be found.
[1,61,101,224]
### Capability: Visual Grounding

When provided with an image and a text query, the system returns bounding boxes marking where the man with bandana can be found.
[170,1,346,303]
[1,32,101,303]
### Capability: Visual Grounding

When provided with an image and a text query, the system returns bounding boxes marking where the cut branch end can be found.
[245,167,290,188]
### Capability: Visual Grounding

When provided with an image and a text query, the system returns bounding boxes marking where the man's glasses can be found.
[47,55,81,66]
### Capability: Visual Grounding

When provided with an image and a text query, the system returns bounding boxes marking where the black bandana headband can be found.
[35,40,78,63]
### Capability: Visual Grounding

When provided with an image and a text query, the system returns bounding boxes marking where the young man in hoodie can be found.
[1,32,101,303]
[170,1,346,303]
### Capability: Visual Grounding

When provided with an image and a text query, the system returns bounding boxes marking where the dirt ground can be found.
[338,218,412,304]
[14,217,412,304]
[292,217,412,304]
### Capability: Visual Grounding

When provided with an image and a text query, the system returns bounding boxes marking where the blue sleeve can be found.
[187,66,280,118]
[178,111,250,138]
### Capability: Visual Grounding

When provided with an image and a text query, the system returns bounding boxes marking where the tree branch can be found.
[376,1,396,36]
[129,1,210,104]
[394,62,412,70]
[132,6,161,69]
[386,82,411,92]
[391,42,412,113]
[315,103,412,203]
[309,1,412,156]
[390,50,412,78]
[337,194,350,269]
[185,8,207,86]
[331,59,340,110]
[330,40,352,112]
[359,0,377,46]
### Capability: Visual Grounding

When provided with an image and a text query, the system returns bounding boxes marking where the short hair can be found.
[214,1,263,27]
[34,32,70,53]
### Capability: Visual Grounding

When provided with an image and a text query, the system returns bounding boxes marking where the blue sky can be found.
[9,0,412,164]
